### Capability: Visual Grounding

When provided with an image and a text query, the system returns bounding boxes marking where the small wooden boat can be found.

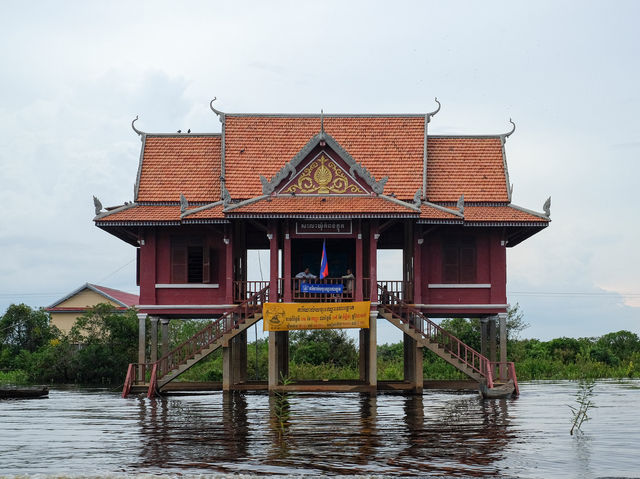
[479,380,516,399]
[0,386,49,399]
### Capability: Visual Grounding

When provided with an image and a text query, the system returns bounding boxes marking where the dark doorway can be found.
[291,238,355,278]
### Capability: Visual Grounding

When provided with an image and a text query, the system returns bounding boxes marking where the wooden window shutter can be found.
[442,243,459,283]
[210,248,219,284]
[459,241,476,283]
[202,247,211,283]
[171,239,188,283]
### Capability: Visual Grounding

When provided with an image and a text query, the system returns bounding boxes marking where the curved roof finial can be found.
[131,115,144,136]
[504,118,516,138]
[210,97,225,122]
[426,97,441,123]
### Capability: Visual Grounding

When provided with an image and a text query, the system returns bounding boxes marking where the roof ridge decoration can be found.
[543,196,551,217]
[179,194,188,214]
[131,115,145,136]
[210,98,230,205]
[508,202,552,221]
[502,118,516,141]
[182,200,225,218]
[93,202,137,221]
[379,194,421,212]
[423,97,441,200]
[457,194,465,214]
[260,130,389,196]
[93,196,103,215]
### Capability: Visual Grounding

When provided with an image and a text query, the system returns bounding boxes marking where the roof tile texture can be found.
[463,205,548,222]
[420,204,461,219]
[98,205,181,222]
[426,137,508,202]
[137,136,221,202]
[225,116,426,200]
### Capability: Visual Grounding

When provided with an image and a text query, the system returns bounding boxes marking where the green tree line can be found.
[1,303,639,385]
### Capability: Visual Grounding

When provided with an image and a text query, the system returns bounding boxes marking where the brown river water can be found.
[0,380,639,478]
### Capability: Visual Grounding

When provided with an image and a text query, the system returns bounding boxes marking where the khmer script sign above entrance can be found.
[295,220,352,235]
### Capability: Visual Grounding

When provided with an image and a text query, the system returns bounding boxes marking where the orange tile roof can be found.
[183,203,226,220]
[463,205,549,223]
[136,135,221,202]
[225,196,419,215]
[420,203,461,220]
[224,116,426,200]
[129,118,514,210]
[96,205,181,222]
[426,137,508,202]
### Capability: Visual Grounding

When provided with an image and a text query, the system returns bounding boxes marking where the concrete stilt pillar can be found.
[404,333,416,383]
[359,328,369,381]
[480,318,488,358]
[488,317,497,363]
[222,342,233,391]
[414,346,424,393]
[160,319,170,359]
[150,316,159,363]
[268,331,277,390]
[232,330,248,384]
[137,313,147,380]
[368,311,377,389]
[498,312,508,379]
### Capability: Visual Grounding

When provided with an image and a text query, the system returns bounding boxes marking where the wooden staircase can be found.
[377,288,518,397]
[123,286,268,398]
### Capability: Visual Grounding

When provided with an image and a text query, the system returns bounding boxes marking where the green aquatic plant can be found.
[273,372,293,436]
[569,378,596,435]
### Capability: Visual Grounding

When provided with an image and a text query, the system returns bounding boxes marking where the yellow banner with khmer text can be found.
[263,302,371,331]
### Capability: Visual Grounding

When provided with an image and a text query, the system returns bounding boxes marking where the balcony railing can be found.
[231,278,413,303]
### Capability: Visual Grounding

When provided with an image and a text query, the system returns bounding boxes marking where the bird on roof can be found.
[187,129,191,133]
[177,129,182,133]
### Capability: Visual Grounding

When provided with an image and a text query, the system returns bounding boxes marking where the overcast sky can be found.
[1,1,638,342]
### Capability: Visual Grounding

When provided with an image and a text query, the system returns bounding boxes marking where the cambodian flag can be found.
[320,240,329,279]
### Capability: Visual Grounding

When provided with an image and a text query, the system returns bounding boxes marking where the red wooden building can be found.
[95,100,549,397]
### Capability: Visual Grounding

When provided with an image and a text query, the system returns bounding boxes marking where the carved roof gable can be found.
[278,151,368,195]
[260,131,388,195]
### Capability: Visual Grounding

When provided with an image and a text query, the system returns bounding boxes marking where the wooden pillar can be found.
[137,312,147,380]
[269,222,278,301]
[139,229,157,305]
[369,221,379,303]
[283,223,292,302]
[368,311,377,388]
[355,221,363,301]
[498,312,507,379]
[403,221,413,302]
[413,225,422,305]
[150,316,159,363]
[160,318,169,359]
[225,224,233,304]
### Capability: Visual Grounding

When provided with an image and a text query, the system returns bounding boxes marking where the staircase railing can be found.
[378,284,495,388]
[123,285,269,398]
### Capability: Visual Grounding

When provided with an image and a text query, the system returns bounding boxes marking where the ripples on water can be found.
[0,380,638,478]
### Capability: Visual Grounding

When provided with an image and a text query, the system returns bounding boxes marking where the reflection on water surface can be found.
[0,380,638,477]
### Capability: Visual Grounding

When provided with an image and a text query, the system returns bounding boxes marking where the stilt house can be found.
[95,100,550,397]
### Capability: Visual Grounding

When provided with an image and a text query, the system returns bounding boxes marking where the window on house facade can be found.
[442,236,477,283]
[171,238,216,283]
